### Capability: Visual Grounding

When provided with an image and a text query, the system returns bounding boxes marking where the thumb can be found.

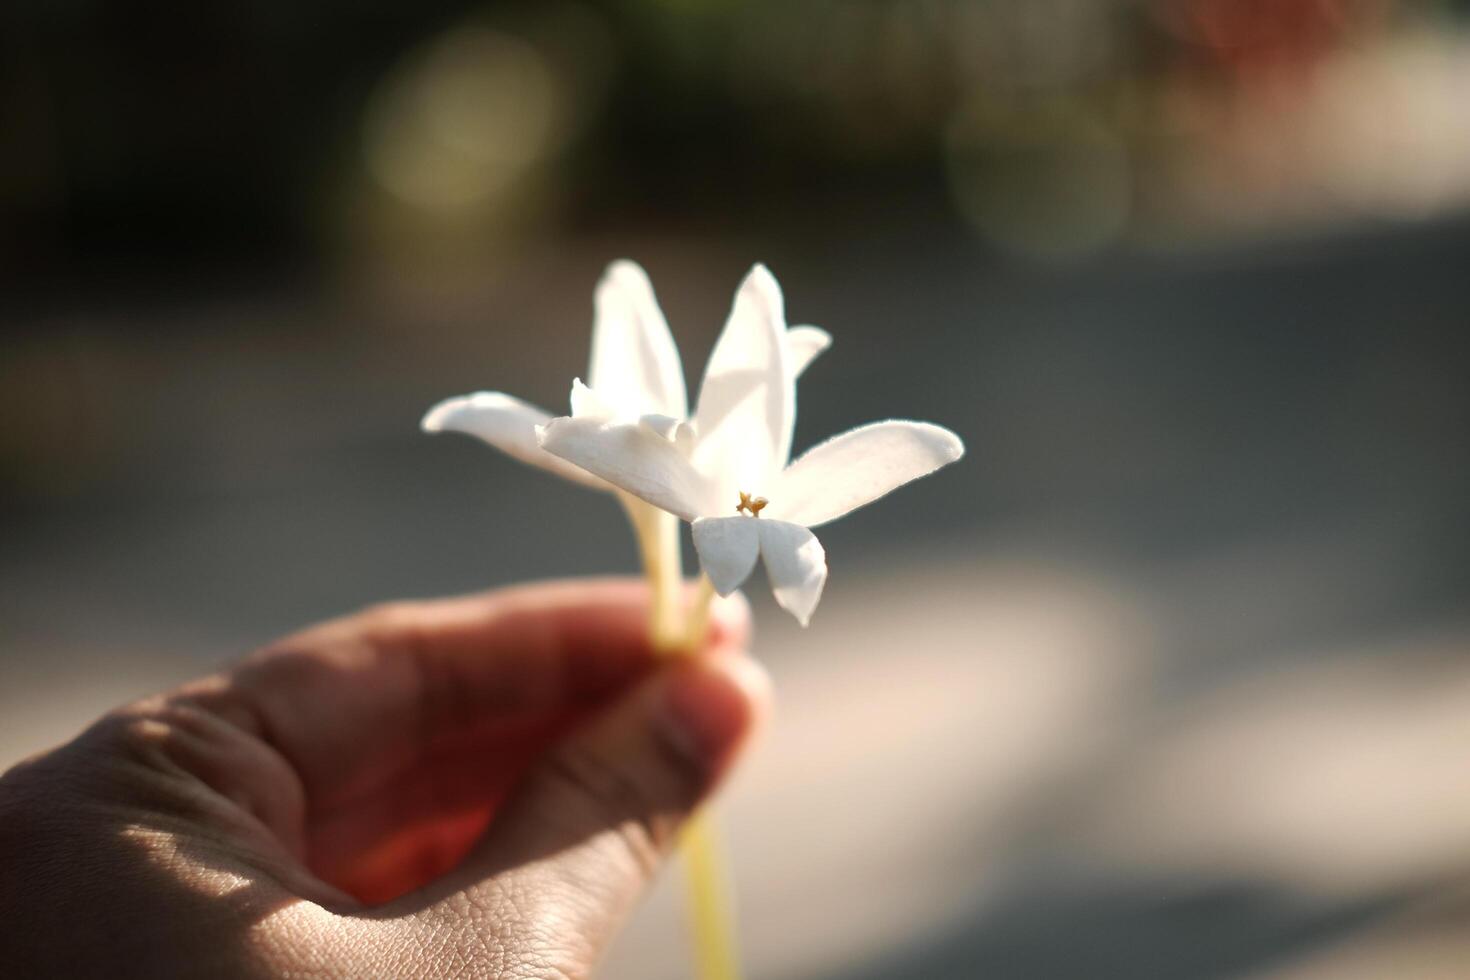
[387,648,770,977]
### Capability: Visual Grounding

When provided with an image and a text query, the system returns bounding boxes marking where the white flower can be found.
[538,264,964,626]
[420,260,832,490]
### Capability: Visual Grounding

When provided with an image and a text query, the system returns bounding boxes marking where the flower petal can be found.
[757,520,827,627]
[537,415,719,522]
[569,378,617,420]
[691,263,795,497]
[639,414,696,453]
[691,517,761,596]
[785,325,831,378]
[588,260,688,419]
[770,420,965,528]
[421,392,610,490]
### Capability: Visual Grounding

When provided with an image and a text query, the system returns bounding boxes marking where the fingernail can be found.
[658,655,769,769]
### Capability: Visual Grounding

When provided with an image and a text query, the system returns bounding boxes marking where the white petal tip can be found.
[937,427,965,462]
[595,261,656,314]
[757,520,827,629]
[421,392,531,435]
[692,517,762,597]
[602,258,649,283]
[702,549,758,596]
[791,324,831,351]
[710,578,743,599]
[420,394,480,434]
[776,599,823,628]
[745,262,778,290]
[907,420,966,464]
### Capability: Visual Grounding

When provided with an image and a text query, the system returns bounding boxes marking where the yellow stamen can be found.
[736,491,768,517]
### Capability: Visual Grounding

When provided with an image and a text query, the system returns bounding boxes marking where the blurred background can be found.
[4,0,1470,976]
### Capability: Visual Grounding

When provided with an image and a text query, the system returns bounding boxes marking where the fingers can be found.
[483,648,769,873]
[186,578,751,809]
[385,646,771,975]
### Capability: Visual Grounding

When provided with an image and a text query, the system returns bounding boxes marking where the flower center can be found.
[736,491,768,518]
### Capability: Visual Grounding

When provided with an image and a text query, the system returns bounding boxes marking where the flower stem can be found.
[625,495,682,651]
[679,807,742,980]
[626,502,741,980]
[682,573,718,650]
[672,572,737,980]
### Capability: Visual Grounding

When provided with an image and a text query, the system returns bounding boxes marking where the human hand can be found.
[0,578,767,978]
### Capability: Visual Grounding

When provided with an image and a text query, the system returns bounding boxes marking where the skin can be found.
[0,578,769,978]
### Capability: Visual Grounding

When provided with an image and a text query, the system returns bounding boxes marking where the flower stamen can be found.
[736,491,769,517]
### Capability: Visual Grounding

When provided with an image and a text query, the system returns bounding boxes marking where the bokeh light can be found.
[363,26,562,212]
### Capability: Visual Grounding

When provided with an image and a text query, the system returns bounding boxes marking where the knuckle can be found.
[88,703,181,771]
[74,700,257,824]
[0,706,194,828]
